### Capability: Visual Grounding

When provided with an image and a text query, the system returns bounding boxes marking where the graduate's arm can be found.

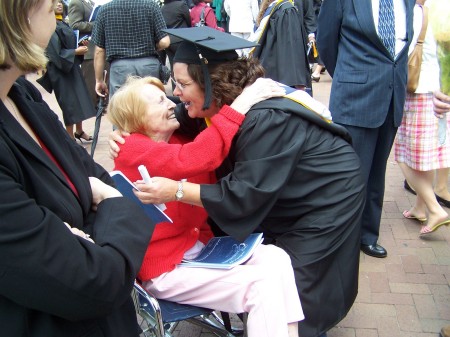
[135,178,203,207]
[316,0,343,77]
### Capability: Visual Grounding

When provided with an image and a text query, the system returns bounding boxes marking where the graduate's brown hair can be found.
[187,58,265,108]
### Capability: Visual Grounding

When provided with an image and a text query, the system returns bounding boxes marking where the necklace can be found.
[4,96,41,146]
[4,97,20,120]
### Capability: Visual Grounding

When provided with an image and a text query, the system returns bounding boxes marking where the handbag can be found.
[407,5,428,93]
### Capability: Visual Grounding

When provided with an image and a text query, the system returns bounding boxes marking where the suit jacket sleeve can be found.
[0,181,152,320]
[316,0,343,77]
[68,0,94,33]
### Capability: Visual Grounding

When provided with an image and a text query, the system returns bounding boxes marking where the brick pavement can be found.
[26,71,450,337]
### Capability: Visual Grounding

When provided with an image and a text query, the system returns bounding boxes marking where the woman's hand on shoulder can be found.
[89,177,122,210]
[134,177,178,204]
[230,78,286,115]
[108,130,130,159]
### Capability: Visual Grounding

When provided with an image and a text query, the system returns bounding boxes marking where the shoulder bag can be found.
[407,5,428,93]
[195,7,207,27]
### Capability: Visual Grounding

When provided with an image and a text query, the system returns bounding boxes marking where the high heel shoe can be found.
[74,131,93,143]
[404,180,416,195]
[436,194,450,208]
[311,74,320,82]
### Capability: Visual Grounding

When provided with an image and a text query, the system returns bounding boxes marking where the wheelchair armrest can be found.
[132,281,165,337]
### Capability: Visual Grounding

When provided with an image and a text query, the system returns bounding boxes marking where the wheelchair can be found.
[132,281,246,337]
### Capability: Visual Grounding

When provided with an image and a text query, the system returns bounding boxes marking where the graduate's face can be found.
[173,62,219,119]
[141,84,179,137]
[29,0,57,49]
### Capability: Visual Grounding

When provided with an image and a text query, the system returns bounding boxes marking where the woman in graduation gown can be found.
[37,0,96,142]
[0,0,155,336]
[128,28,366,337]
[248,0,312,90]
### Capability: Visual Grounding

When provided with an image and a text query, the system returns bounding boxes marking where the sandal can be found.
[402,210,427,223]
[74,131,93,143]
[419,218,450,236]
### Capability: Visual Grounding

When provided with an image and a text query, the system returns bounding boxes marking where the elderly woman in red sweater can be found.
[108,76,304,337]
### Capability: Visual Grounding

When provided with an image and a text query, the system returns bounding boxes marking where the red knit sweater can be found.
[114,105,244,280]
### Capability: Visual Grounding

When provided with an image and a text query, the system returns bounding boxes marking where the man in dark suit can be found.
[317,0,415,258]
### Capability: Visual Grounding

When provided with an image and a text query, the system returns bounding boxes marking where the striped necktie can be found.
[378,0,396,56]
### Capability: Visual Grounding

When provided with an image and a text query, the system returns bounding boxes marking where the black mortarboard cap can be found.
[164,27,257,110]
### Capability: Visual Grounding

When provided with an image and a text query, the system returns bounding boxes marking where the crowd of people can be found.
[1,0,450,337]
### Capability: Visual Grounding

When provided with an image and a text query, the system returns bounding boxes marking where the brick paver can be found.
[26,71,450,337]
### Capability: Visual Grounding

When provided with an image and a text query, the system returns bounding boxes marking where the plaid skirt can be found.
[394,92,450,171]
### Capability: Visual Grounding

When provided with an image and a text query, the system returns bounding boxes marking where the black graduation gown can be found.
[200,98,365,337]
[252,0,312,88]
[39,21,95,126]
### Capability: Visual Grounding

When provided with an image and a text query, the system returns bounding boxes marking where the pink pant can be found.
[143,244,304,337]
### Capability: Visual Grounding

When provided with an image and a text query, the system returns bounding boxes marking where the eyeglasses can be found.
[170,76,194,91]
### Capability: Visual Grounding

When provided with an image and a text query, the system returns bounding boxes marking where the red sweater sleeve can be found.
[114,105,244,181]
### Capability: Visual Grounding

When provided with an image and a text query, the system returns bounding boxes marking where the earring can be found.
[27,17,31,25]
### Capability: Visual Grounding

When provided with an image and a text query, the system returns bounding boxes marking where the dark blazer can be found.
[0,78,155,337]
[317,0,415,128]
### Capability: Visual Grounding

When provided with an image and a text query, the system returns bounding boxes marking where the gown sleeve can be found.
[46,30,76,74]
[200,108,308,241]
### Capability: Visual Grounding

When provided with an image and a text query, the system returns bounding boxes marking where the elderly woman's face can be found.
[172,62,219,119]
[141,84,179,137]
[29,0,57,49]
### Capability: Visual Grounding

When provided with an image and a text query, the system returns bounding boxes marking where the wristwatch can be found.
[175,180,184,201]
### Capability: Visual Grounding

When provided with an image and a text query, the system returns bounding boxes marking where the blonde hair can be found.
[108,76,166,134]
[0,0,54,71]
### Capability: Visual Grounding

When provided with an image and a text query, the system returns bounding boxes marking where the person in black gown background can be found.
[249,0,312,92]
[38,0,96,142]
